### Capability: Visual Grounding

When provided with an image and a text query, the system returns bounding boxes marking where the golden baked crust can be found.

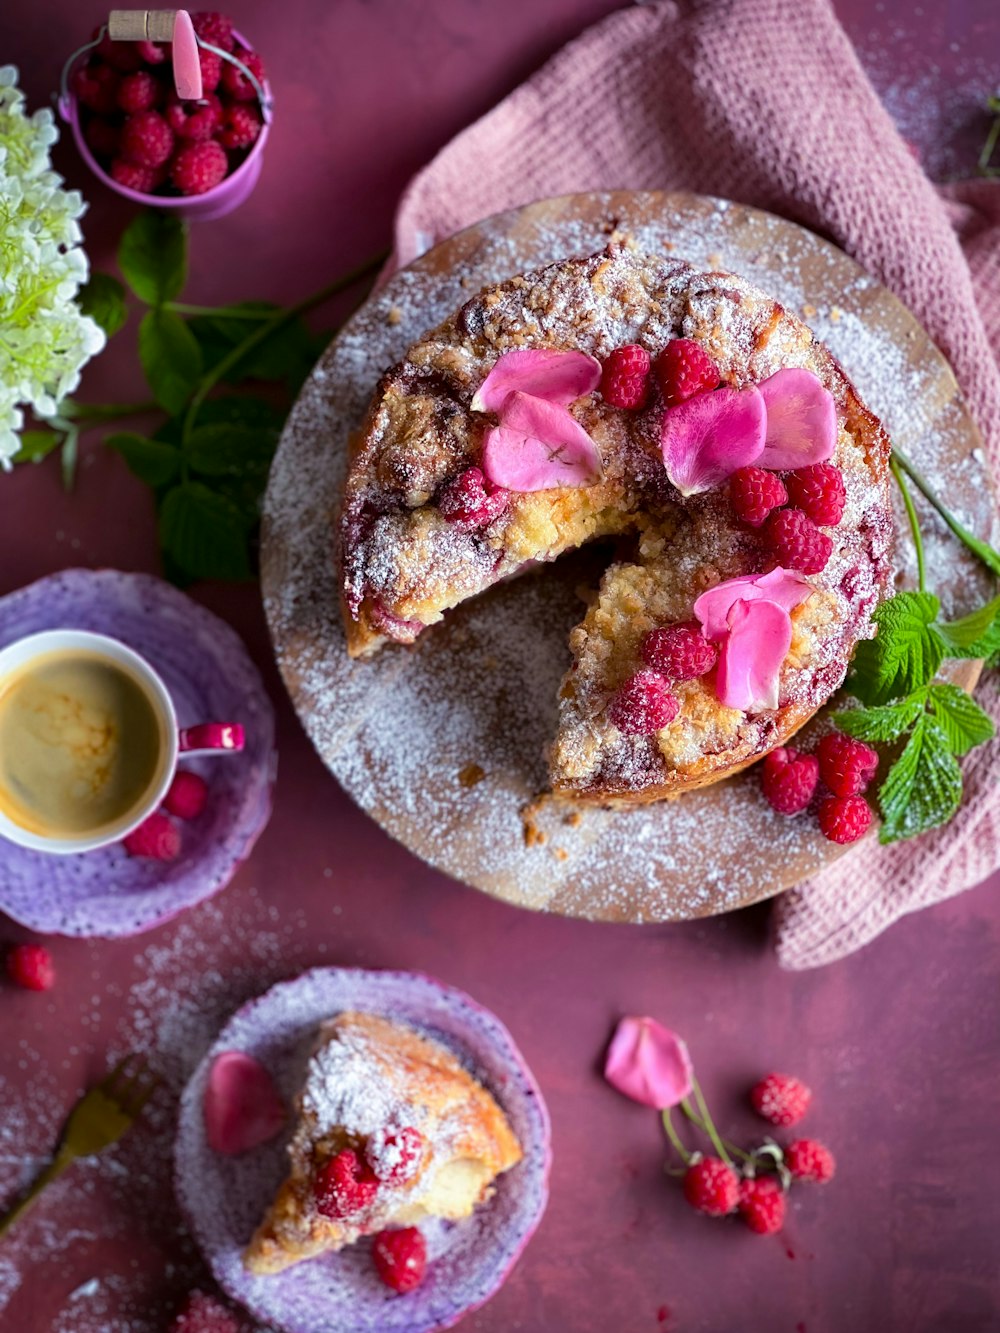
[244,1012,522,1274]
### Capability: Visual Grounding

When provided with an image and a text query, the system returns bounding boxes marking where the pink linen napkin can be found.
[387,0,1000,967]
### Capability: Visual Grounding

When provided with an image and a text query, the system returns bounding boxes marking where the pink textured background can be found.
[2,3,999,1330]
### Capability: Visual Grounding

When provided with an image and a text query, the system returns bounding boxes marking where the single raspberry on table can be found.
[315,1148,380,1219]
[738,1175,786,1235]
[165,92,223,142]
[121,109,174,168]
[109,157,163,193]
[682,1157,740,1217]
[366,1126,425,1184]
[164,771,209,820]
[172,139,229,195]
[763,507,833,575]
[117,69,161,114]
[168,1290,240,1333]
[608,670,679,736]
[217,102,263,150]
[192,11,236,52]
[730,466,788,527]
[760,747,819,816]
[817,730,878,797]
[6,943,55,992]
[641,621,717,681]
[787,463,846,527]
[221,49,266,101]
[72,62,121,115]
[123,811,181,860]
[785,1138,836,1184]
[372,1227,428,1293]
[654,339,720,406]
[438,466,509,529]
[818,793,872,844]
[84,115,121,160]
[600,344,651,409]
[750,1072,812,1127]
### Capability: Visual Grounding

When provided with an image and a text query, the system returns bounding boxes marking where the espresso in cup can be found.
[0,649,168,840]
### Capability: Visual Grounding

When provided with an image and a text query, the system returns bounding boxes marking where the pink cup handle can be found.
[171,10,203,100]
[178,723,245,755]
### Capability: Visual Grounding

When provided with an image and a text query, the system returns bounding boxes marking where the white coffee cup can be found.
[0,629,244,856]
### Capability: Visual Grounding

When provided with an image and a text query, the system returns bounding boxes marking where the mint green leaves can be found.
[118,209,187,307]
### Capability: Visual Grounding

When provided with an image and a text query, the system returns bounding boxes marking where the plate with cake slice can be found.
[261,190,992,922]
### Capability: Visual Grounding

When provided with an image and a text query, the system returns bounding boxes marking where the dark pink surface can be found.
[2,3,999,1331]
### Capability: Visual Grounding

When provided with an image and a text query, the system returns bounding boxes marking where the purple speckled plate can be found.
[174,967,551,1333]
[0,570,276,937]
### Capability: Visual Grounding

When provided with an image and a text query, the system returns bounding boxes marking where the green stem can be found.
[979,108,1000,176]
[64,400,158,424]
[685,1079,734,1168]
[889,455,926,593]
[893,448,1000,579]
[679,1103,754,1164]
[661,1108,693,1165]
[165,302,276,319]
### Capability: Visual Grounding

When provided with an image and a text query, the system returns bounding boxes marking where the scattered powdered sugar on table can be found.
[262,193,995,924]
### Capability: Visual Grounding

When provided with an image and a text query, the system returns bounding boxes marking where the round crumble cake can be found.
[338,243,893,804]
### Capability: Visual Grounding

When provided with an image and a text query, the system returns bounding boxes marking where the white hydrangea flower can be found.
[0,66,104,466]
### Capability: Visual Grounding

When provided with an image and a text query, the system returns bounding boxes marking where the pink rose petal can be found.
[471,349,601,414]
[661,385,766,496]
[482,391,603,491]
[693,567,812,641]
[203,1051,287,1156]
[717,598,794,712]
[604,1015,694,1110]
[757,368,837,470]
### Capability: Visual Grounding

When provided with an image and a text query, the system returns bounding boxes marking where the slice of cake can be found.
[338,242,893,803]
[243,1011,522,1274]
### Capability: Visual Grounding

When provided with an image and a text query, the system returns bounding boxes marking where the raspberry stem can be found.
[889,455,926,593]
[684,1079,735,1168]
[893,448,1000,579]
[660,1108,693,1165]
[679,1102,753,1164]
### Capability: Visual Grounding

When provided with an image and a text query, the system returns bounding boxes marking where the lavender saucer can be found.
[174,967,551,1333]
[0,570,276,937]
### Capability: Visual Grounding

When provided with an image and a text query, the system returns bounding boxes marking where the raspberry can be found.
[654,339,720,406]
[84,116,121,160]
[682,1157,740,1217]
[817,731,879,797]
[72,63,121,115]
[221,49,266,102]
[600,344,651,409]
[749,1073,812,1127]
[763,507,833,575]
[121,110,174,168]
[760,747,819,815]
[738,1176,786,1235]
[109,157,163,193]
[785,1138,836,1184]
[787,463,846,527]
[217,102,262,150]
[366,1126,425,1184]
[641,621,717,680]
[438,466,509,529]
[192,11,236,52]
[171,140,229,195]
[818,794,872,844]
[92,30,143,73]
[197,48,223,95]
[608,670,679,735]
[730,466,788,527]
[372,1227,427,1294]
[117,70,161,114]
[169,1290,240,1333]
[164,771,209,820]
[6,943,55,992]
[123,811,181,860]
[315,1149,380,1220]
[136,40,168,66]
[165,92,223,142]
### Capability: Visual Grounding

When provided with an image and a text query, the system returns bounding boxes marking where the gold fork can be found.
[0,1054,159,1237]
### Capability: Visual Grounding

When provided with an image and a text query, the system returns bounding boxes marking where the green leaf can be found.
[927,682,995,755]
[878,715,962,843]
[936,596,1000,660]
[186,422,279,477]
[106,432,180,488]
[849,591,944,705]
[78,272,128,337]
[160,482,252,581]
[118,210,187,306]
[11,431,61,464]
[139,309,203,415]
[188,306,317,391]
[835,694,926,743]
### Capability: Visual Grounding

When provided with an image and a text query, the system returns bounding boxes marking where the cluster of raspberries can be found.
[762,728,879,844]
[683,1072,836,1235]
[72,12,265,197]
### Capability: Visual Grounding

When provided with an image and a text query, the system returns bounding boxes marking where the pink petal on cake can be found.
[482,391,603,491]
[693,567,812,641]
[471,349,601,414]
[203,1051,287,1156]
[661,385,767,496]
[717,598,794,713]
[757,368,837,470]
[604,1016,693,1110]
